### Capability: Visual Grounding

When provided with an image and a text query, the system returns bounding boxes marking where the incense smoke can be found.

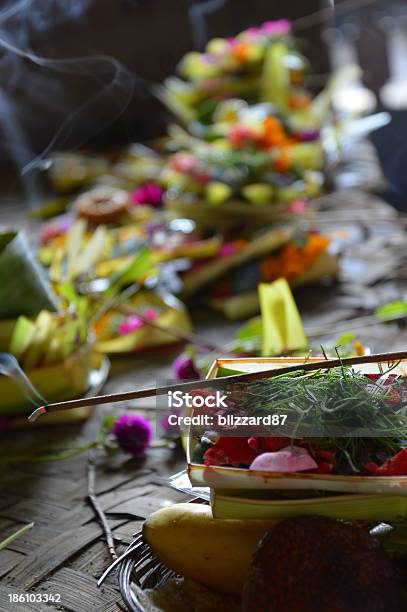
[0,352,46,406]
[0,0,141,200]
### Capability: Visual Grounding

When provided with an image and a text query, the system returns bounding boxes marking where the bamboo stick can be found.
[28,350,407,422]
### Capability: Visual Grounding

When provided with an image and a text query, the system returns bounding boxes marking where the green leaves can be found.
[58,283,89,344]
[334,332,356,357]
[104,247,152,298]
[91,248,153,325]
[233,316,263,354]
[0,230,17,252]
[215,367,247,378]
[376,301,407,321]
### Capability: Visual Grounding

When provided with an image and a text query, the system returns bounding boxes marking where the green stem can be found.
[0,522,34,550]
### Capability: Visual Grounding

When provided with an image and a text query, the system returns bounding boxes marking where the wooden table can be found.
[1,177,407,610]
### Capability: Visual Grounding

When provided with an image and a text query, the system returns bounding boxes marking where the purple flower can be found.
[295,129,320,143]
[261,19,291,37]
[111,413,153,457]
[130,183,164,208]
[219,242,238,258]
[172,353,201,381]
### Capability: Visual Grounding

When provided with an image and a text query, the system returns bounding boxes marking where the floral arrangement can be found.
[178,20,292,83]
[161,104,323,211]
[161,20,314,125]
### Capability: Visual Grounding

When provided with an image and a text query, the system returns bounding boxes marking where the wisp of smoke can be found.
[0,0,142,203]
[0,352,46,406]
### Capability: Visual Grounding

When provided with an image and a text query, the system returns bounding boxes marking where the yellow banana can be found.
[143,502,279,596]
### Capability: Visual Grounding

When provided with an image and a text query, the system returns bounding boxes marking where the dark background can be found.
[4,0,327,151]
[0,0,405,208]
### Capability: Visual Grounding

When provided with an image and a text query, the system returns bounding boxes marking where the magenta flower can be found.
[172,353,201,381]
[131,183,164,208]
[117,309,157,336]
[219,242,238,258]
[118,315,143,336]
[143,308,158,321]
[261,19,291,37]
[111,413,153,457]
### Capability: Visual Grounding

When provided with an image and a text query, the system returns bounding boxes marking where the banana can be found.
[143,502,279,596]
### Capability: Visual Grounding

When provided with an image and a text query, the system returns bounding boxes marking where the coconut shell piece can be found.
[242,516,404,612]
[75,186,129,224]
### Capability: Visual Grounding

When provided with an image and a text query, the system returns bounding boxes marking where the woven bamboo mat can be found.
[1,179,407,610]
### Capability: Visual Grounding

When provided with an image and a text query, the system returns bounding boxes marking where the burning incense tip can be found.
[28,405,47,422]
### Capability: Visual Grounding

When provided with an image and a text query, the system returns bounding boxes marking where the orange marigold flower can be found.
[231,41,250,62]
[259,116,288,149]
[260,234,329,283]
[352,340,365,356]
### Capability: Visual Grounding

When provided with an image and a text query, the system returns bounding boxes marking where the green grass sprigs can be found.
[233,365,407,474]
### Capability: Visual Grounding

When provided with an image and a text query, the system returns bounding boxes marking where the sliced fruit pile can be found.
[6,310,87,369]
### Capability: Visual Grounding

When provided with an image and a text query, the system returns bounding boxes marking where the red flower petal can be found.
[203,436,257,467]
[363,462,379,475]
[308,461,334,475]
[377,448,407,476]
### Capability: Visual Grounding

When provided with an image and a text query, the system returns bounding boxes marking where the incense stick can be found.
[28,350,407,422]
